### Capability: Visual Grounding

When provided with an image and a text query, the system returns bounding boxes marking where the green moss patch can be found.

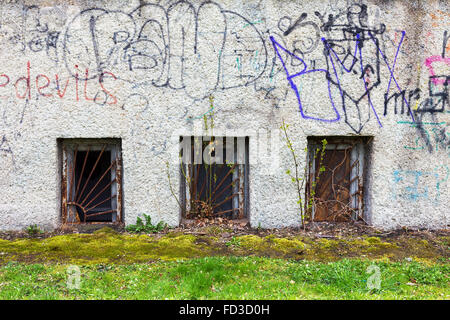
[233,235,305,259]
[301,236,446,263]
[0,231,216,265]
[0,228,447,265]
[301,237,398,261]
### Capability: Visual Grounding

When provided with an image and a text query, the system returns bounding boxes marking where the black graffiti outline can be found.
[61,1,268,103]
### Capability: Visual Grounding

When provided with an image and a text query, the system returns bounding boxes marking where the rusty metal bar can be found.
[351,190,362,197]
[66,202,85,223]
[76,145,106,203]
[212,193,238,209]
[82,178,117,209]
[85,209,116,218]
[68,145,78,202]
[211,164,237,195]
[214,208,239,216]
[349,158,359,171]
[67,201,86,210]
[85,194,117,212]
[62,147,68,222]
[238,165,245,219]
[349,175,359,185]
[115,153,123,222]
[194,163,201,202]
[197,166,208,203]
[211,177,239,203]
[74,147,90,201]
[79,160,116,207]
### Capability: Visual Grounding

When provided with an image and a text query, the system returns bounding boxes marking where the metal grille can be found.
[307,138,365,222]
[61,139,122,224]
[181,137,248,220]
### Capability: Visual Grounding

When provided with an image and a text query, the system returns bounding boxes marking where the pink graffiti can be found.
[424,55,450,85]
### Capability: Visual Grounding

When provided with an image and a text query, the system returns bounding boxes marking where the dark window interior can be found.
[183,137,248,220]
[188,139,236,218]
[190,162,234,217]
[74,150,112,222]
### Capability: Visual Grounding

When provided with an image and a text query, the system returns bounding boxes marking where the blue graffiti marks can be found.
[6,5,61,63]
[270,4,392,133]
[269,4,428,134]
[270,36,340,122]
[393,170,432,202]
[319,3,388,134]
[0,135,15,168]
[0,135,13,156]
[392,166,448,204]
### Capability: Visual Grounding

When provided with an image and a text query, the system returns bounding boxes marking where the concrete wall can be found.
[0,0,448,230]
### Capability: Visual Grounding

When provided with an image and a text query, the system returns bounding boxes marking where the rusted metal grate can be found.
[307,138,366,222]
[61,139,122,224]
[181,136,248,220]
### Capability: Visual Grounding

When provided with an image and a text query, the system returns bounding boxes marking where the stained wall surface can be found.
[0,0,448,230]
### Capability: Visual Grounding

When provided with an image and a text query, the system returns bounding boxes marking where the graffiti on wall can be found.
[0,61,118,104]
[392,165,449,204]
[0,1,448,145]
[399,119,449,156]
[60,2,268,101]
[269,3,449,133]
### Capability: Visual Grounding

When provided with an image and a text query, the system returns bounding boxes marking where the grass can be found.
[0,228,447,299]
[0,257,448,299]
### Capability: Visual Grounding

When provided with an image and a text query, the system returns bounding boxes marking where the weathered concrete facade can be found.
[0,0,448,231]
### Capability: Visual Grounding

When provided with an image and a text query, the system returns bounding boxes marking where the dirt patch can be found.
[3,220,447,241]
[177,219,449,239]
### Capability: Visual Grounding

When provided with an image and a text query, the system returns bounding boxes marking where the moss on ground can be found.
[234,235,305,258]
[300,235,445,263]
[0,229,215,264]
[301,237,398,261]
[0,228,447,265]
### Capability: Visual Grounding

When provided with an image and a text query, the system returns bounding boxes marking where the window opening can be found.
[307,137,367,222]
[180,136,249,220]
[61,139,122,223]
